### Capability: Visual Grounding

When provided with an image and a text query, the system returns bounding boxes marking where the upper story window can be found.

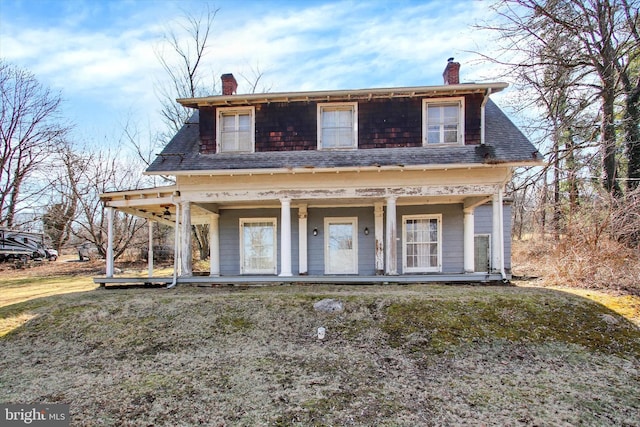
[423,97,464,145]
[217,106,255,153]
[317,102,358,149]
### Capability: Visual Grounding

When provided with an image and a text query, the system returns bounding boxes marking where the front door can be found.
[240,218,277,274]
[324,217,358,274]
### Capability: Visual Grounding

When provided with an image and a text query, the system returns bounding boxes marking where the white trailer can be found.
[0,228,57,261]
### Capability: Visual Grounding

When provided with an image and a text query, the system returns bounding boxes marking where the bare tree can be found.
[42,143,79,252]
[0,60,71,227]
[70,146,147,260]
[155,6,220,144]
[145,6,272,261]
[480,0,639,198]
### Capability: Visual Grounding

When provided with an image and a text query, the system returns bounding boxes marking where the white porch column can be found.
[385,196,398,275]
[180,201,192,277]
[209,213,220,277]
[463,208,475,273]
[374,202,384,275]
[148,220,154,277]
[492,190,503,274]
[298,205,308,275]
[106,206,114,278]
[279,198,292,277]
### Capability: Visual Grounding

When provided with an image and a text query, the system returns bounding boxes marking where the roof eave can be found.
[144,160,541,177]
[177,82,509,108]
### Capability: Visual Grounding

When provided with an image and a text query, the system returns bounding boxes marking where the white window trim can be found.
[422,97,465,146]
[217,106,255,153]
[402,214,442,273]
[239,217,277,275]
[317,102,358,150]
[324,217,359,274]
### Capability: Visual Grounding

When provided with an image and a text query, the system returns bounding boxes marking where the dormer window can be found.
[423,97,464,145]
[217,106,255,153]
[317,102,358,149]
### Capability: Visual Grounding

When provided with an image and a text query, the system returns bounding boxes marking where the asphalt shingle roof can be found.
[146,99,540,174]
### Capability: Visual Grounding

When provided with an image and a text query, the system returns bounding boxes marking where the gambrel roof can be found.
[146,88,540,175]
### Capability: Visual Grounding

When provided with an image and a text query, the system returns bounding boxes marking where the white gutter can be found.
[480,88,492,145]
[166,197,181,289]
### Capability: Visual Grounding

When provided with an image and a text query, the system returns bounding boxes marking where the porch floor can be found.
[94,273,508,287]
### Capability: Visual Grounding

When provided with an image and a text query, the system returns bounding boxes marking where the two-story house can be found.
[98,59,541,286]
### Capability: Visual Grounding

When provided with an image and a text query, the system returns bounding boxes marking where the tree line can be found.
[478,0,639,248]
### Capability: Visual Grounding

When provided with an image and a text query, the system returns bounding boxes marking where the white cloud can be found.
[0,0,514,142]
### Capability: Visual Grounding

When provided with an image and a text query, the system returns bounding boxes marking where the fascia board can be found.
[177,83,509,108]
[143,162,540,177]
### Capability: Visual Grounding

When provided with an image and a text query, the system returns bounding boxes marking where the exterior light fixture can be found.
[364,227,369,235]
[313,228,318,236]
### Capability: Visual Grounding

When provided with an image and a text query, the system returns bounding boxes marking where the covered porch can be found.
[98,172,510,287]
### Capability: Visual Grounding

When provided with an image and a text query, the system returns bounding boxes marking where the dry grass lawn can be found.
[1,266,639,426]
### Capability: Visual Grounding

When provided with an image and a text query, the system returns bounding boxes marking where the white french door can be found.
[324,217,358,274]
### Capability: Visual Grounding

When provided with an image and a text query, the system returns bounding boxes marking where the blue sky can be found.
[0,0,509,146]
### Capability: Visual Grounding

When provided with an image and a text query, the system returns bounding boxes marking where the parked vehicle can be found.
[0,228,57,261]
[77,242,98,261]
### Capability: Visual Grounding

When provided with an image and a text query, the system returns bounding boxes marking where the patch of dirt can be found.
[0,258,106,278]
[0,256,173,279]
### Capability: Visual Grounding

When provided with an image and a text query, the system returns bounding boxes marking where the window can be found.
[217,107,255,153]
[402,215,442,273]
[240,218,277,274]
[318,102,358,149]
[423,97,464,145]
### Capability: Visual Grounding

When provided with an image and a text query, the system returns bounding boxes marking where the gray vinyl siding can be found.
[307,207,376,275]
[504,204,512,271]
[215,202,511,276]
[218,208,299,275]
[474,203,512,271]
[396,204,463,274]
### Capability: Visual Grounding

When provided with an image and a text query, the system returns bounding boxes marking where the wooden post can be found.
[106,207,114,278]
[279,198,292,276]
[463,208,475,273]
[374,202,384,274]
[209,213,220,277]
[385,197,398,275]
[180,201,192,277]
[298,205,308,275]
[148,220,154,277]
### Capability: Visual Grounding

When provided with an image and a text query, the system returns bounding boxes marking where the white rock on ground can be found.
[313,298,344,313]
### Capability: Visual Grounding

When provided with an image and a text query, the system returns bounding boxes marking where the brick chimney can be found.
[221,73,238,95]
[442,58,460,85]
